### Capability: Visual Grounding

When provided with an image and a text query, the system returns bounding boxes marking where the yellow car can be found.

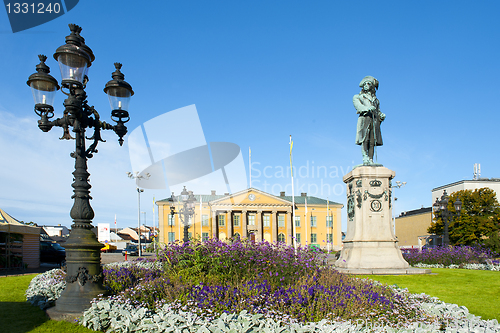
[101,243,117,252]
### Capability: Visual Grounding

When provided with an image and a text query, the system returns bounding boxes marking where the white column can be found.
[227,210,233,239]
[272,210,278,242]
[286,211,292,245]
[241,210,247,239]
[256,210,263,242]
[211,210,218,239]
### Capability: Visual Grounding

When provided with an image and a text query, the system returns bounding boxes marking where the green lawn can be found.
[0,274,98,333]
[360,268,500,321]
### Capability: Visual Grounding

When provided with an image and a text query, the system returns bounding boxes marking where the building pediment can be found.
[209,188,292,208]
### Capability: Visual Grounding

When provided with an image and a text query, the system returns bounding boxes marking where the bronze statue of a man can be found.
[353,76,386,165]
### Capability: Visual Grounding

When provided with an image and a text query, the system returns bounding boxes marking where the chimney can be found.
[224,192,229,196]
[280,191,285,197]
[211,190,216,195]
[301,193,307,197]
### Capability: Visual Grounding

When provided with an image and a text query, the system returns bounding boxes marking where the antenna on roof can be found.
[473,163,481,180]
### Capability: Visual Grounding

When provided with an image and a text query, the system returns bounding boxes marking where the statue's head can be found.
[359,76,379,91]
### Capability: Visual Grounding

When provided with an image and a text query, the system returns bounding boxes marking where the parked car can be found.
[122,244,139,256]
[101,242,118,252]
[40,241,66,266]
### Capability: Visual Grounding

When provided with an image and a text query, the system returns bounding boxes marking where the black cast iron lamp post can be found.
[170,186,196,243]
[433,190,462,246]
[27,24,133,321]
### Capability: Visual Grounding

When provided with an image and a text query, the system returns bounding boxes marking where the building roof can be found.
[397,207,432,218]
[0,208,40,235]
[157,190,342,207]
[157,194,226,204]
[432,178,500,192]
[116,233,135,241]
[0,208,23,225]
[280,196,342,206]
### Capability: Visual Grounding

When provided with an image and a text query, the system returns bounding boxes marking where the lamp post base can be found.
[46,227,107,321]
[46,277,106,321]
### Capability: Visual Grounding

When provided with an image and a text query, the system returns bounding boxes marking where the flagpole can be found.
[289,136,296,249]
[327,198,330,253]
[305,197,308,247]
[249,147,252,188]
[200,195,203,241]
[153,196,156,251]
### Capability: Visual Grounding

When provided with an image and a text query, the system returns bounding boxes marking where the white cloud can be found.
[0,110,167,229]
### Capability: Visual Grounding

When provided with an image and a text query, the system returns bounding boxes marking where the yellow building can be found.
[157,188,343,250]
[395,207,434,249]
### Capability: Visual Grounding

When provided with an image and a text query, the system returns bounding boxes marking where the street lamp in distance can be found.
[127,172,150,256]
[392,181,406,235]
[432,190,462,246]
[170,186,196,243]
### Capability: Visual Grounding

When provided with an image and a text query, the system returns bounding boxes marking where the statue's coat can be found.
[353,93,383,146]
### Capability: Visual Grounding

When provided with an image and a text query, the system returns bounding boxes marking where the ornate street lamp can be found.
[27,24,133,321]
[170,186,196,242]
[433,190,462,246]
[391,180,406,235]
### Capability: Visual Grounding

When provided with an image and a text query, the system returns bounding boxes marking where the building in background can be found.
[157,188,343,250]
[0,208,41,269]
[42,225,70,238]
[395,207,435,249]
[397,175,500,250]
[432,178,500,204]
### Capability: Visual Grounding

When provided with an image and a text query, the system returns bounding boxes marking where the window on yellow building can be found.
[168,232,175,243]
[234,232,240,240]
[327,233,333,243]
[202,215,209,226]
[168,214,175,226]
[295,216,300,227]
[248,214,255,226]
[202,232,209,241]
[218,215,225,226]
[295,233,301,244]
[278,233,285,243]
[310,216,317,227]
[278,215,285,227]
[233,215,240,226]
[311,233,317,243]
[263,215,270,227]
[326,215,333,228]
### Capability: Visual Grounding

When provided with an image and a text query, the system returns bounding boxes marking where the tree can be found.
[428,188,500,246]
[21,221,38,226]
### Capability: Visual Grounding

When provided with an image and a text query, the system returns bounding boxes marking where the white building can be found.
[432,178,500,203]
[42,224,70,238]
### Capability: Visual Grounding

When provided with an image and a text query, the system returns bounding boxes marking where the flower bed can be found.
[412,262,500,271]
[26,240,500,332]
[402,245,494,266]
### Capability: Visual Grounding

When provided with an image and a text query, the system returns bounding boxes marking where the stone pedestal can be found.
[335,166,430,275]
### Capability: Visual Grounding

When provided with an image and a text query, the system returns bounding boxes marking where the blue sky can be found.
[1,1,499,232]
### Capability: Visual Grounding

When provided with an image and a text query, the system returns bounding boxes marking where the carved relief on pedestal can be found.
[370,200,382,212]
[66,266,103,286]
[356,190,362,208]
